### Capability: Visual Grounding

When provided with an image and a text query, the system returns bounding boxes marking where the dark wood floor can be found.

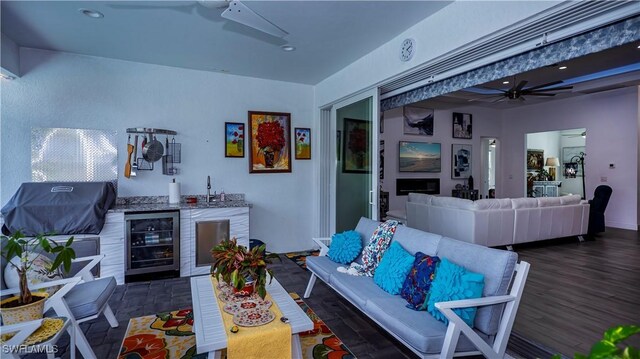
[512,228,640,357]
[30,227,639,359]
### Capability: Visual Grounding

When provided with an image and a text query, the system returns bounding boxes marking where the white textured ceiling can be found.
[1,1,451,84]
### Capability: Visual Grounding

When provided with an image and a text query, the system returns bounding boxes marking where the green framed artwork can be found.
[225,122,244,158]
[294,128,311,160]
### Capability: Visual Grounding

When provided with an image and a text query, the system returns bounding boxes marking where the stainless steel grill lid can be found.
[1,182,116,236]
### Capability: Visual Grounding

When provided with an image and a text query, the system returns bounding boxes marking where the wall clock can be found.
[400,38,415,62]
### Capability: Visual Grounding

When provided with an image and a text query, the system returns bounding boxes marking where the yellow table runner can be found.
[211,277,291,359]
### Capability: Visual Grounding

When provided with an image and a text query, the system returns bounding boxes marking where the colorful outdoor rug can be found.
[285,250,320,270]
[118,293,355,359]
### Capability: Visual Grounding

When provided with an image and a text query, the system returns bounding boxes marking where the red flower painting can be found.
[256,121,286,151]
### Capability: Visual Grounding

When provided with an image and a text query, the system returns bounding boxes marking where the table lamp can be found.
[545,157,560,180]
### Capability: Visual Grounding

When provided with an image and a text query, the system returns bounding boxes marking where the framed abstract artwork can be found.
[451,144,472,179]
[399,141,441,172]
[342,118,370,173]
[452,112,472,139]
[294,127,311,160]
[224,122,244,158]
[403,106,434,136]
[248,111,291,173]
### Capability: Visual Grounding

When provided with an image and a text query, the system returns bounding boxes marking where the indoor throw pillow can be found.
[327,230,363,264]
[424,258,485,327]
[400,252,440,310]
[373,241,414,294]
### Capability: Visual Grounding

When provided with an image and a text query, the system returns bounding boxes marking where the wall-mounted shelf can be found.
[126,128,177,135]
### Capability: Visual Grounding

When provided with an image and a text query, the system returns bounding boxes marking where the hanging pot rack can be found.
[126,128,177,135]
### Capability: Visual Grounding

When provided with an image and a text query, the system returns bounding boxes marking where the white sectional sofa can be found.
[405,193,589,247]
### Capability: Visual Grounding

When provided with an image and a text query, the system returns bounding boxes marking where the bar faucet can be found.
[207,176,212,202]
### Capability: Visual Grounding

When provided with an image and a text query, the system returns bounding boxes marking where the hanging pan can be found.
[143,135,164,162]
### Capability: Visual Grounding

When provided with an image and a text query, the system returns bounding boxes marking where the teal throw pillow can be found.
[424,258,485,327]
[327,230,363,264]
[373,242,414,294]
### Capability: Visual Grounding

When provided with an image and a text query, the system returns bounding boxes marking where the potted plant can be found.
[0,231,76,324]
[210,237,280,299]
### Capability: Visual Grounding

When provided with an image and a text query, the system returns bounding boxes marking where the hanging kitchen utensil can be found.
[162,154,177,175]
[124,135,133,178]
[130,134,138,177]
[136,157,154,170]
[143,134,164,162]
[167,137,181,163]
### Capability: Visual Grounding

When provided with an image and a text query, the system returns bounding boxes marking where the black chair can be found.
[588,185,612,234]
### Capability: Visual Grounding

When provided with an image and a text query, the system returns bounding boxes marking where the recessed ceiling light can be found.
[558,66,568,70]
[502,81,509,84]
[0,74,15,80]
[281,45,296,52]
[79,8,104,18]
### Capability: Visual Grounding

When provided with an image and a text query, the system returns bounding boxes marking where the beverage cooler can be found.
[125,211,180,277]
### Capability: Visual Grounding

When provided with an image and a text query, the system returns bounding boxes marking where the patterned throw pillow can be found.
[327,230,363,264]
[400,252,440,310]
[373,242,414,294]
[424,258,485,327]
[4,252,63,296]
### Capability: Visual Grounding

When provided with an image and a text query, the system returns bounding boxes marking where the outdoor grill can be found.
[1,181,116,236]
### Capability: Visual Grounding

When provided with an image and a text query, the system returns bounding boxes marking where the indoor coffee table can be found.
[191,275,314,359]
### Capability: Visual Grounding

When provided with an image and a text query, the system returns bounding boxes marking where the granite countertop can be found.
[110,200,252,212]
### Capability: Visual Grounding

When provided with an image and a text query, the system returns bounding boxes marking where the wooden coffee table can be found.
[190,275,314,359]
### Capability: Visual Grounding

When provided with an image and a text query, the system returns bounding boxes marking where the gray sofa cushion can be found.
[65,277,116,319]
[365,296,490,354]
[393,225,441,256]
[329,271,389,310]
[436,237,517,336]
[306,255,340,283]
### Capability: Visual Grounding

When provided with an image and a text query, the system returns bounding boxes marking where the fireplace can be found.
[396,178,440,196]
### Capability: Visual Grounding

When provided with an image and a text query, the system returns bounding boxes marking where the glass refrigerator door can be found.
[129,217,175,270]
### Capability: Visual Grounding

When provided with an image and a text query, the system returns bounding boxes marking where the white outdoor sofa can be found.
[406,193,589,248]
[304,217,530,359]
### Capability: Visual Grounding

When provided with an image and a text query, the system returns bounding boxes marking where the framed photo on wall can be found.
[224,122,245,158]
[527,149,544,171]
[343,118,370,173]
[451,144,472,179]
[399,141,441,172]
[403,106,434,136]
[248,111,291,173]
[294,128,311,160]
[562,146,585,177]
[452,112,472,139]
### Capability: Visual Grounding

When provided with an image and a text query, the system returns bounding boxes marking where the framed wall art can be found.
[452,112,472,139]
[399,141,441,172]
[248,111,291,173]
[527,149,544,171]
[224,122,244,158]
[342,118,370,173]
[294,127,311,160]
[403,105,434,136]
[451,144,472,179]
[562,146,585,177]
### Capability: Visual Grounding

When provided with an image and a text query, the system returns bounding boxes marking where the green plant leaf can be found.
[621,346,640,359]
[604,326,640,344]
[550,355,562,359]
[589,340,620,359]
[65,236,75,247]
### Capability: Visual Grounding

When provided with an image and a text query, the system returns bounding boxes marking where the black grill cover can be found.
[1,182,116,236]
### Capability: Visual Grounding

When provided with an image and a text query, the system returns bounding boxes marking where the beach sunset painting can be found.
[399,141,441,172]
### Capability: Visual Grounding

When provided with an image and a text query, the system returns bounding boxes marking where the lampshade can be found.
[545,157,560,167]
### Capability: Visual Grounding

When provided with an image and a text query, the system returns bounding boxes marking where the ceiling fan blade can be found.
[467,95,504,102]
[530,86,574,92]
[518,96,526,101]
[222,1,288,38]
[514,80,528,91]
[491,97,508,103]
[527,93,556,97]
[526,80,564,91]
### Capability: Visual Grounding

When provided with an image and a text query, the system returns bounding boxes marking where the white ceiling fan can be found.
[198,0,288,38]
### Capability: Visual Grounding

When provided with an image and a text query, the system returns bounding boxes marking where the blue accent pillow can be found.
[327,230,363,264]
[424,258,485,327]
[400,252,440,310]
[373,242,414,294]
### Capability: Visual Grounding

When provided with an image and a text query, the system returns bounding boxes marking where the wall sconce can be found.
[545,157,559,180]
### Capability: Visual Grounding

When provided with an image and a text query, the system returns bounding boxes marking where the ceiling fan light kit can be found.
[220,1,289,38]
